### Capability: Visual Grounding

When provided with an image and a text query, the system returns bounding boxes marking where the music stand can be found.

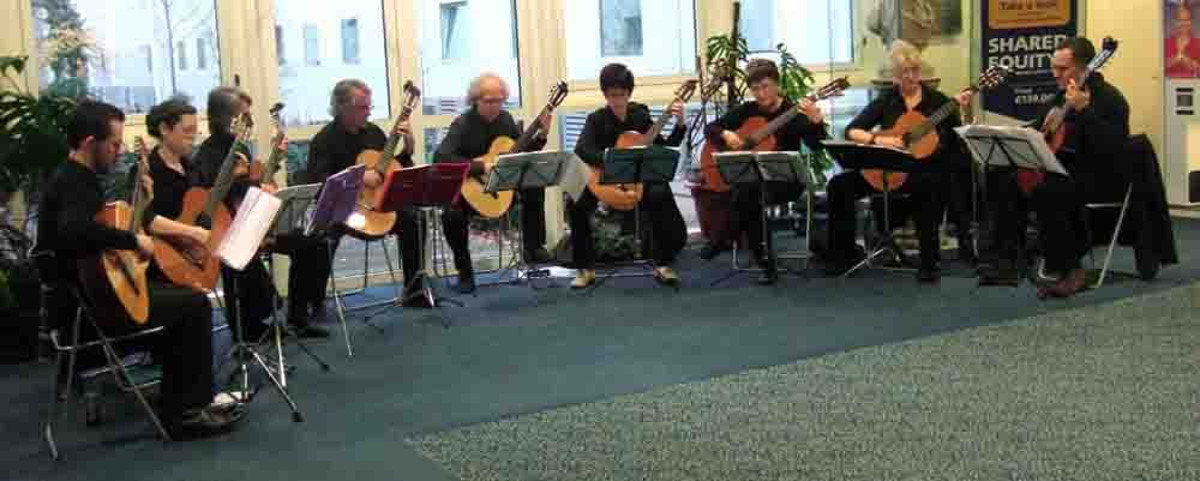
[379,163,469,328]
[482,151,569,289]
[709,151,809,286]
[217,187,304,423]
[259,183,330,381]
[822,140,927,277]
[955,125,1068,286]
[308,165,371,357]
[581,146,680,291]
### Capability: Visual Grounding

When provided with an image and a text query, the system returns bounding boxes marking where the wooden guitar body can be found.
[699,117,777,193]
[587,131,648,211]
[152,187,231,292]
[861,110,940,192]
[348,149,401,239]
[79,201,150,325]
[460,136,517,218]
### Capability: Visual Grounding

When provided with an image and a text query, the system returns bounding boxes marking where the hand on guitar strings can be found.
[873,135,907,150]
[363,169,384,189]
[798,98,824,124]
[1064,78,1091,112]
[720,130,745,150]
[233,152,251,178]
[136,234,156,258]
[167,226,211,264]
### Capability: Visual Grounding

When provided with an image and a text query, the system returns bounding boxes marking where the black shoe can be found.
[168,406,242,440]
[290,324,330,339]
[454,272,476,294]
[525,247,553,263]
[698,243,727,261]
[916,265,941,283]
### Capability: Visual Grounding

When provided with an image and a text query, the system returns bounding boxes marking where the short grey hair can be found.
[330,79,371,117]
[466,73,509,106]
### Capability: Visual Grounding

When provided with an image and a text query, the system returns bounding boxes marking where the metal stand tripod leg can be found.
[843,175,905,278]
[227,274,304,423]
[416,207,462,329]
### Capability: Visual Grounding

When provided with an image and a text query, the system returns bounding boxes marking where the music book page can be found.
[560,154,591,201]
[218,187,282,270]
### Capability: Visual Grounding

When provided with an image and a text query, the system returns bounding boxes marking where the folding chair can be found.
[34,251,172,460]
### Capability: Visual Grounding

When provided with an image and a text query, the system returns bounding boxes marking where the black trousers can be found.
[569,184,680,268]
[143,283,214,424]
[729,182,805,257]
[219,260,276,339]
[442,187,545,273]
[826,171,944,267]
[284,208,424,310]
[985,170,1092,273]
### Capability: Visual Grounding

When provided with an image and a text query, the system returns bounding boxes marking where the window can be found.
[196,37,209,70]
[275,25,286,65]
[275,1,391,126]
[420,0,521,114]
[564,0,695,81]
[32,0,223,113]
[341,18,360,64]
[176,41,188,71]
[440,2,469,61]
[303,24,321,66]
[600,0,642,56]
[739,0,855,66]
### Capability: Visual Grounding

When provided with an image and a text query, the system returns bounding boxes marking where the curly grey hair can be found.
[465,73,509,106]
[329,79,371,117]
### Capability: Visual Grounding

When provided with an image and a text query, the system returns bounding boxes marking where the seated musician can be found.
[979,36,1130,298]
[433,73,553,294]
[291,79,429,313]
[38,101,241,439]
[828,40,970,283]
[191,88,323,338]
[701,58,828,285]
[569,63,688,289]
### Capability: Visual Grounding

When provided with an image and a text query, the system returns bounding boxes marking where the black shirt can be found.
[704,99,828,152]
[434,107,547,163]
[192,132,255,206]
[574,102,687,166]
[1032,72,1130,178]
[306,120,413,183]
[37,160,153,284]
[131,146,197,220]
[846,83,963,159]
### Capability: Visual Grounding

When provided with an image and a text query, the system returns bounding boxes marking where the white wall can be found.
[419,0,521,111]
[562,0,697,81]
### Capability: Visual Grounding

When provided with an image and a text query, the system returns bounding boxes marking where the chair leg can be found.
[85,312,171,443]
[1094,187,1133,289]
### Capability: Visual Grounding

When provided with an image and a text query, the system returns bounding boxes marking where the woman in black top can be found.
[702,59,828,285]
[829,40,970,283]
[569,63,688,288]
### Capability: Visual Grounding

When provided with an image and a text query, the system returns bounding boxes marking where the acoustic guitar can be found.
[79,137,153,324]
[1019,37,1118,195]
[249,102,286,186]
[860,65,1011,192]
[348,81,421,239]
[153,113,252,291]
[459,81,569,218]
[699,77,851,193]
[588,80,698,211]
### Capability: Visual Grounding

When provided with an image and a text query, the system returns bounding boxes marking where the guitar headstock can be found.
[977,65,1012,91]
[269,103,285,130]
[699,75,725,101]
[547,81,569,109]
[676,80,699,103]
[132,136,149,161]
[402,80,422,113]
[812,76,851,101]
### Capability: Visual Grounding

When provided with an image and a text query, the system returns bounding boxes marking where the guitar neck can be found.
[513,105,553,153]
[204,136,244,216]
[747,99,807,147]
[376,105,414,173]
[907,87,974,143]
[262,131,286,181]
[129,157,148,233]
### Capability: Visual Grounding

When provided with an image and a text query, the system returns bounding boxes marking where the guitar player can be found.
[978,36,1131,298]
[36,101,242,439]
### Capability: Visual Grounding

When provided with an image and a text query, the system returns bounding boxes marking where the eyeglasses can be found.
[479,96,506,105]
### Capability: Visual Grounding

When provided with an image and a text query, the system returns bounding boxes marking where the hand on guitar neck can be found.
[1062,78,1092,112]
[719,97,823,150]
[363,120,414,189]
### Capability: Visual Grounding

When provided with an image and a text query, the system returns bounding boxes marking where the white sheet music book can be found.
[954,125,1069,176]
[218,187,282,271]
[560,154,591,201]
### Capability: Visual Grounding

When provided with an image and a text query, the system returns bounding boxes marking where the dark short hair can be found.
[206,86,250,136]
[146,97,197,139]
[599,63,635,92]
[67,101,125,149]
[746,58,781,86]
[1056,37,1096,69]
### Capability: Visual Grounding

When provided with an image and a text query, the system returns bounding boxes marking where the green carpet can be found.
[414,285,1200,481]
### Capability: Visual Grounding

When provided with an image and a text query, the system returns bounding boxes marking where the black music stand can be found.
[584,146,680,291]
[483,151,569,289]
[955,125,1068,285]
[217,187,304,423]
[709,150,809,286]
[380,163,469,328]
[822,140,926,277]
[259,183,330,379]
[308,165,371,357]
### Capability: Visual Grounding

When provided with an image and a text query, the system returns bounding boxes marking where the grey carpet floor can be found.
[414,284,1200,481]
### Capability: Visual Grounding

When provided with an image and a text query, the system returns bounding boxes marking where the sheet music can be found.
[955,125,1069,176]
[561,154,591,201]
[272,183,320,237]
[218,187,282,271]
